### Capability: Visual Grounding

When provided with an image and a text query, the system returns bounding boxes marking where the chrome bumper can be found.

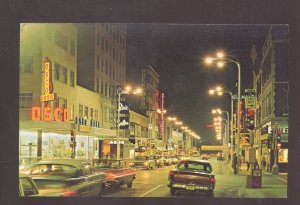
[168,182,214,191]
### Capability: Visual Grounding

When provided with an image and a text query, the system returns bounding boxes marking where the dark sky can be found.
[125,24,277,144]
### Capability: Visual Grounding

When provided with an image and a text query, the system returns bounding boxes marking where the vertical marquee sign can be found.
[40,57,54,102]
[160,92,165,137]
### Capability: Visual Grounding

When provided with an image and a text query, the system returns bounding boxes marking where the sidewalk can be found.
[223,162,287,198]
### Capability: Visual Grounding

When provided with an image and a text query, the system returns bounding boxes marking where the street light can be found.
[209,86,235,163]
[205,51,241,173]
[116,85,142,160]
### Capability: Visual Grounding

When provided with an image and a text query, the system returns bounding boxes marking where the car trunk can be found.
[173,171,212,185]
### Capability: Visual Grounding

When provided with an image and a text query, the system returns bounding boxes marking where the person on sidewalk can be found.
[254,159,259,170]
[232,152,237,174]
[246,161,250,171]
[261,157,266,171]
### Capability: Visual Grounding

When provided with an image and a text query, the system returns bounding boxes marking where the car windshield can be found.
[93,160,120,168]
[177,161,212,173]
[29,164,79,177]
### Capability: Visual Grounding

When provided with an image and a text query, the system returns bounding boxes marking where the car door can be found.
[19,177,39,197]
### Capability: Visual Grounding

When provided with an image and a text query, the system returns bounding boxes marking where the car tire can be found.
[170,187,176,196]
[207,190,214,198]
[127,182,133,188]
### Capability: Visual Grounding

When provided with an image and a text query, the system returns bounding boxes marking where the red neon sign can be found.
[32,107,69,122]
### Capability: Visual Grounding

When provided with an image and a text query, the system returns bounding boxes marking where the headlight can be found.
[144,162,148,165]
[130,162,134,166]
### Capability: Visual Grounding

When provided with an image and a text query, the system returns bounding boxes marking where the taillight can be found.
[169,170,175,180]
[210,176,215,183]
[63,191,78,197]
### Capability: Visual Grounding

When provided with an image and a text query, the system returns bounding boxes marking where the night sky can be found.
[125,24,275,144]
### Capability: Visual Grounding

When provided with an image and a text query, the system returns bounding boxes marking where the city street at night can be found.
[103,157,287,198]
[17,23,288,198]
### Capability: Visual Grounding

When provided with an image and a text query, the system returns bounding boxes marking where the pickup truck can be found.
[167,159,215,196]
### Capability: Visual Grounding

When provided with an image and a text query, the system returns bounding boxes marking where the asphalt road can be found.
[103,157,287,198]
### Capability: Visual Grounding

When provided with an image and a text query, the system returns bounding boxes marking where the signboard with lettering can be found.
[118,87,130,129]
[40,58,55,102]
[139,68,148,110]
[32,107,69,122]
[245,96,256,109]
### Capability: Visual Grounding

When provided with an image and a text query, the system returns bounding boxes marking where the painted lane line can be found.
[138,184,164,197]
[276,177,287,183]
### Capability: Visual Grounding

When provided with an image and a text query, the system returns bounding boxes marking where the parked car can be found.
[152,155,163,168]
[19,173,39,197]
[168,159,215,197]
[170,156,179,164]
[201,154,209,160]
[27,159,107,197]
[92,159,136,189]
[129,156,155,169]
[161,156,173,166]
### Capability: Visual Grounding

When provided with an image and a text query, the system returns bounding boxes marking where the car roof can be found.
[179,159,211,165]
[35,159,91,169]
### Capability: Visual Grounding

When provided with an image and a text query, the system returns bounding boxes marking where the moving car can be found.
[19,174,39,197]
[92,159,136,189]
[168,159,215,196]
[27,159,107,197]
[129,156,155,169]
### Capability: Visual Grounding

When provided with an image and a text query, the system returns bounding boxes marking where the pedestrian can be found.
[254,159,259,170]
[228,153,231,164]
[261,157,266,171]
[246,161,250,171]
[232,152,238,174]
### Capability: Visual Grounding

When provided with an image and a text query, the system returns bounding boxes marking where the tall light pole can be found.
[116,85,142,160]
[205,51,241,173]
[209,87,235,163]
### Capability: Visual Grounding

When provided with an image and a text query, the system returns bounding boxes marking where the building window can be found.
[19,93,33,109]
[70,71,75,87]
[105,61,108,75]
[97,56,100,70]
[62,67,68,84]
[54,63,60,80]
[105,39,108,52]
[105,107,110,122]
[101,36,104,50]
[90,108,94,119]
[96,78,99,93]
[105,83,108,97]
[79,104,83,117]
[94,109,98,120]
[54,31,67,51]
[101,81,104,95]
[109,63,112,77]
[113,67,115,80]
[60,97,67,109]
[70,40,75,56]
[84,106,88,119]
[97,33,100,46]
[20,56,34,73]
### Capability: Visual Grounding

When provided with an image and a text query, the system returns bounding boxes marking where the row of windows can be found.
[97,37,126,67]
[100,24,126,47]
[96,56,125,83]
[46,28,76,56]
[20,56,34,73]
[19,93,67,110]
[54,62,75,87]
[78,104,99,120]
[96,79,121,98]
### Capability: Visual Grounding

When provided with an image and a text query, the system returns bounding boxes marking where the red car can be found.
[92,159,136,190]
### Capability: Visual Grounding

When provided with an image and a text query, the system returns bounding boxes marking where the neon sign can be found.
[32,107,69,122]
[40,58,54,102]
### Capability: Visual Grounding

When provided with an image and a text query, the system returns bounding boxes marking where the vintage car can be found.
[92,159,136,189]
[201,154,210,160]
[129,156,155,169]
[170,156,179,164]
[152,155,163,168]
[161,156,173,166]
[19,173,39,197]
[168,159,215,196]
[27,159,107,197]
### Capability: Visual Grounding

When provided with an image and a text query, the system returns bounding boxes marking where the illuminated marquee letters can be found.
[32,107,69,122]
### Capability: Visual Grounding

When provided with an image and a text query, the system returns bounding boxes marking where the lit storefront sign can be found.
[32,106,69,122]
[40,58,54,102]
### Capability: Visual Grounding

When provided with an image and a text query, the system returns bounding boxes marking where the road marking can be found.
[276,177,287,183]
[138,184,164,197]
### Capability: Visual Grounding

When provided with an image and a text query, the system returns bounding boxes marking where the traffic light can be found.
[277,132,281,142]
[268,131,273,149]
[70,129,76,148]
[129,135,135,144]
[246,109,255,130]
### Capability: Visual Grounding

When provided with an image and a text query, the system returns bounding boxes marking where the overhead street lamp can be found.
[205,51,241,173]
[116,85,142,160]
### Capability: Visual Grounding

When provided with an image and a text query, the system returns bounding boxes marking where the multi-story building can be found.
[19,23,128,163]
[253,25,288,173]
[77,23,127,158]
